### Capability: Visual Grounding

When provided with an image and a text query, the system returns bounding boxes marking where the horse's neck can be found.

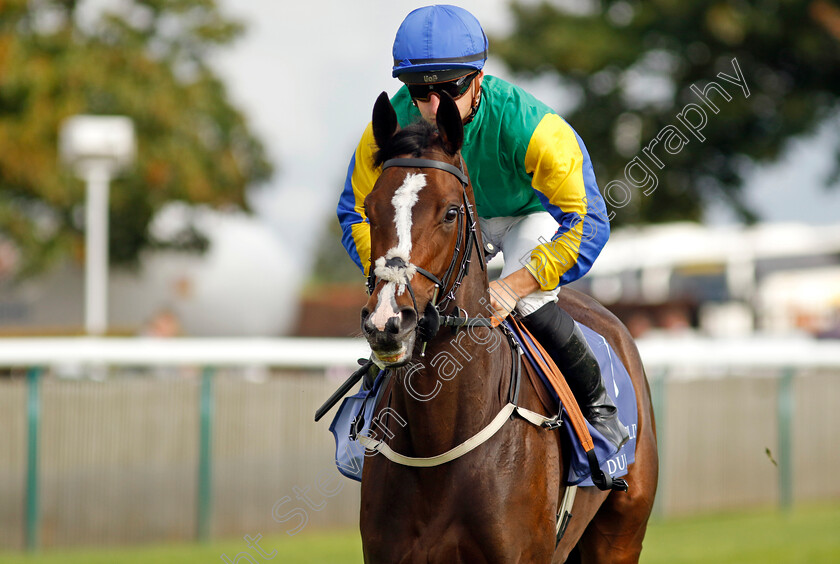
[391,333,509,457]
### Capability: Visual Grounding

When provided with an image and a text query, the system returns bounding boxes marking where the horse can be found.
[357,90,658,563]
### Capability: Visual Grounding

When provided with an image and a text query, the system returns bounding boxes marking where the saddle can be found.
[506,317,638,488]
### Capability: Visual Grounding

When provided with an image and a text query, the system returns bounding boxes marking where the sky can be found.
[210,1,840,273]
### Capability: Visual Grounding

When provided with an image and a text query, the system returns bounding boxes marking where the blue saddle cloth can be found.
[329,321,638,486]
[507,320,638,486]
[329,370,386,481]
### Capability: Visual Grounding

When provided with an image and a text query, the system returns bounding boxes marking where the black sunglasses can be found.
[407,71,480,103]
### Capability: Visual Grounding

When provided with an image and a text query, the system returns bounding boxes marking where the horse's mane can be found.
[373,119,443,167]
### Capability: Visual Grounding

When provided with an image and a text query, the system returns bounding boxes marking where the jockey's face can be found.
[414,71,484,123]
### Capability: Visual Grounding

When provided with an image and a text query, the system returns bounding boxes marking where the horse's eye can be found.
[444,207,459,223]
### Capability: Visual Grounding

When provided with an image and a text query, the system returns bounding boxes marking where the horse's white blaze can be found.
[373,172,425,296]
[391,173,425,258]
[369,173,425,332]
[370,282,398,331]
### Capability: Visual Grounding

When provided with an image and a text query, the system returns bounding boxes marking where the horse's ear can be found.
[436,92,464,155]
[372,91,399,150]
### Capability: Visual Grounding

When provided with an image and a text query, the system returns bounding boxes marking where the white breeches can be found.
[479,212,561,317]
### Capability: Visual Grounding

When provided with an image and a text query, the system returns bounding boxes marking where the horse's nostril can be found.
[361,308,374,334]
[384,308,418,335]
[400,307,417,328]
[385,317,400,334]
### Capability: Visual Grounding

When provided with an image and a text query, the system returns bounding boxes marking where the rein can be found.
[366,157,491,354]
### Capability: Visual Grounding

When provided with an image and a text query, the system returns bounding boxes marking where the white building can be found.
[578,222,840,337]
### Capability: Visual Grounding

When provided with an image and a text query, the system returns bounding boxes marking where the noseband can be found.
[366,157,490,352]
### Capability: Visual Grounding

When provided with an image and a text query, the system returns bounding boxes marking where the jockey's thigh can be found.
[479,212,560,317]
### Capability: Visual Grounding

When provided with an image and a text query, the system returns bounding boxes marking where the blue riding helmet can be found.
[392,5,488,81]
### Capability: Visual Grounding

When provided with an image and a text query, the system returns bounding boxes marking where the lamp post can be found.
[59,116,135,336]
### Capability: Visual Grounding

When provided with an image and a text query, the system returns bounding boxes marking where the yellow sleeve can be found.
[342,123,382,275]
[522,114,589,290]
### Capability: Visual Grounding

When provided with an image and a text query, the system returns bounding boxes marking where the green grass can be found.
[641,503,840,564]
[0,530,363,564]
[1,504,838,563]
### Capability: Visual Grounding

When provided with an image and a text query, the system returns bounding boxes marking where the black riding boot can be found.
[522,302,630,450]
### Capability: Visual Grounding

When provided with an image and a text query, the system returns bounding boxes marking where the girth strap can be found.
[556,485,578,544]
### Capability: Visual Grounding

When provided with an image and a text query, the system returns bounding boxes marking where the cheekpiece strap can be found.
[415,266,443,288]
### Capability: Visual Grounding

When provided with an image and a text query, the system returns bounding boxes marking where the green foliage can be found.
[309,217,366,286]
[0,0,272,278]
[492,0,840,225]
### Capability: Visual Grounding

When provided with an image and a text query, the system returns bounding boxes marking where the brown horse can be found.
[358,91,658,563]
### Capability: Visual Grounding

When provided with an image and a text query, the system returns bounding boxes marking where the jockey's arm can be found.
[337,123,379,276]
[489,114,610,320]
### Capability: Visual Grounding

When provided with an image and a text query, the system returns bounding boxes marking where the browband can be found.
[382,158,469,187]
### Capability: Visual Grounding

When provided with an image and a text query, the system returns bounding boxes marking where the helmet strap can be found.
[462,86,482,126]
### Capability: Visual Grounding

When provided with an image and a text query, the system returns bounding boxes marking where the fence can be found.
[640,337,840,516]
[0,336,838,550]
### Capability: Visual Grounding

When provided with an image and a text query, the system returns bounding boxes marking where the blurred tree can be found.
[0,0,272,279]
[309,215,365,286]
[492,0,840,225]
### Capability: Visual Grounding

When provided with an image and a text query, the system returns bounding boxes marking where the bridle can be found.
[365,156,492,353]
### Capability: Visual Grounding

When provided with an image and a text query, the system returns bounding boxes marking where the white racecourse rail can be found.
[0,336,837,370]
[0,337,369,368]
[637,336,840,372]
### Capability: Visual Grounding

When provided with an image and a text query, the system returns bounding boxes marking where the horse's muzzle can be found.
[361,306,418,366]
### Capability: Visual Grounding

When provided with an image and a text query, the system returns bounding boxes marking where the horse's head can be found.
[361,91,480,367]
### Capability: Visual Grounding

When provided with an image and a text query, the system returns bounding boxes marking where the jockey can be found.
[336,5,628,449]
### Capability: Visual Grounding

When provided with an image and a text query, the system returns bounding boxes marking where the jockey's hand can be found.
[487,268,541,325]
[488,279,518,323]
